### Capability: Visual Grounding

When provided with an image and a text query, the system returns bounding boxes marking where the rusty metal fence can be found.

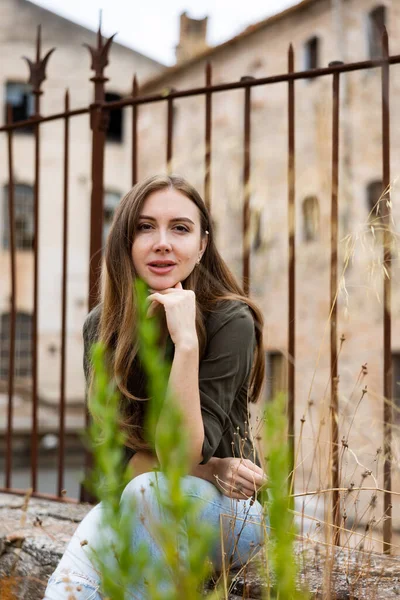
[0,25,397,554]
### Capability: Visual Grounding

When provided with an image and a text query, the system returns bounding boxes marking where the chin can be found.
[148,275,181,290]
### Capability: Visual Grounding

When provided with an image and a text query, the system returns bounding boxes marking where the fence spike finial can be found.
[98,10,103,49]
[36,24,41,63]
[288,43,294,70]
[382,26,389,58]
[205,62,212,87]
[132,73,138,93]
[84,29,116,80]
[22,26,55,109]
[65,88,70,109]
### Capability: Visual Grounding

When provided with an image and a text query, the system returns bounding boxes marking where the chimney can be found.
[175,12,208,64]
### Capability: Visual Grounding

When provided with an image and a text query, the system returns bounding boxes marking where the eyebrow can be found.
[138,215,195,225]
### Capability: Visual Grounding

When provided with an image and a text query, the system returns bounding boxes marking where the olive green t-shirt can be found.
[83,299,260,467]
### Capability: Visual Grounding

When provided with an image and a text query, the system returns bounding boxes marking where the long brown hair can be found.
[89,174,265,451]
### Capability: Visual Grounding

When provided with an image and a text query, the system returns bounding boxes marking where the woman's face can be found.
[131,187,207,290]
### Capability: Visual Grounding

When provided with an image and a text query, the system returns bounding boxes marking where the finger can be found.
[233,474,258,495]
[148,288,179,296]
[236,464,266,488]
[157,285,185,294]
[243,459,268,479]
[216,478,253,500]
[147,293,166,304]
[146,301,159,318]
[217,475,254,498]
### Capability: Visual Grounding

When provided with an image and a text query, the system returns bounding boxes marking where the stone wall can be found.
[1,492,400,599]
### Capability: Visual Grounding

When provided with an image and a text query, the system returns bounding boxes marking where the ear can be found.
[199,232,208,257]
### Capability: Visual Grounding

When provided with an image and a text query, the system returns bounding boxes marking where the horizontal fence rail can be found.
[0,24,395,555]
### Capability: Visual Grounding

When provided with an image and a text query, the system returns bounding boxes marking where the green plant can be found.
[259,393,309,600]
[84,279,220,599]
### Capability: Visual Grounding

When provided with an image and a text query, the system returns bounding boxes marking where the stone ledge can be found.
[1,493,400,599]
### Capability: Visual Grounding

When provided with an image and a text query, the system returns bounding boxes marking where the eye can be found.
[174,225,189,233]
[137,223,153,231]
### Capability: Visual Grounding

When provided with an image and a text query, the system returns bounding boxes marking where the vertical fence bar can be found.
[88,104,106,311]
[87,27,112,312]
[204,63,212,212]
[132,75,138,186]
[287,45,296,474]
[22,25,55,493]
[330,62,342,547]
[5,105,16,490]
[166,93,174,174]
[57,90,70,497]
[242,78,252,296]
[82,24,113,503]
[31,30,43,492]
[381,28,392,554]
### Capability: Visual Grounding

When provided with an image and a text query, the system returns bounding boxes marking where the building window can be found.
[304,36,320,70]
[103,190,121,245]
[105,92,123,143]
[302,196,320,242]
[252,209,263,251]
[0,312,32,379]
[2,184,34,250]
[5,82,34,132]
[368,6,387,59]
[265,351,287,401]
[367,180,383,217]
[393,353,400,413]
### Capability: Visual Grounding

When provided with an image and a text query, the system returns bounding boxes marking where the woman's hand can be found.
[147,282,198,349]
[208,457,267,500]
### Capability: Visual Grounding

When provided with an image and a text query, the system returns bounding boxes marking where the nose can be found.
[153,229,172,253]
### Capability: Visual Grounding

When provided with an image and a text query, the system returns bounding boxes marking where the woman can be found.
[44,174,268,599]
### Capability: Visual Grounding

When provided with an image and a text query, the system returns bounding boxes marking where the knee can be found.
[120,471,159,509]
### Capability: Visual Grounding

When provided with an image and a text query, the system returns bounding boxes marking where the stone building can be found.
[0,0,399,545]
[0,0,164,406]
[135,0,400,546]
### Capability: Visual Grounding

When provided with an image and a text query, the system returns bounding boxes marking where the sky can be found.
[32,0,298,65]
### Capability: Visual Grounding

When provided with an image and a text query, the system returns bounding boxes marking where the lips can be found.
[147,261,176,275]
[148,261,176,267]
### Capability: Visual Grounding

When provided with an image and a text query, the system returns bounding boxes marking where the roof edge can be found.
[140,0,321,90]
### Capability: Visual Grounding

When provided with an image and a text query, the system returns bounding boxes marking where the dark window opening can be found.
[252,209,263,251]
[0,312,33,379]
[2,184,34,250]
[103,190,121,245]
[302,196,320,242]
[304,36,320,71]
[265,351,287,402]
[393,353,400,415]
[105,92,123,143]
[366,180,384,231]
[5,82,34,133]
[368,6,387,59]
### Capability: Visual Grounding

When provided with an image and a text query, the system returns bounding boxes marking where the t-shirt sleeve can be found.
[199,304,256,464]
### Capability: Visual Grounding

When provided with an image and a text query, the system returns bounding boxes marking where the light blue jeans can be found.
[43,472,268,599]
